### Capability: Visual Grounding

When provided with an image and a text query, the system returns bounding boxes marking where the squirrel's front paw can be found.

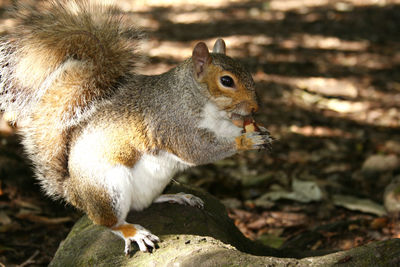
[112,223,160,254]
[235,132,272,151]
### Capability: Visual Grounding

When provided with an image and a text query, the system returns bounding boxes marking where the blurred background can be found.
[1,0,400,265]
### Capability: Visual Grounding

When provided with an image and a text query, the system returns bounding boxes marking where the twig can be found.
[17,250,40,267]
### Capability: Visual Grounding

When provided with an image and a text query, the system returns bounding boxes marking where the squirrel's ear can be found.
[192,42,211,80]
[212,38,226,54]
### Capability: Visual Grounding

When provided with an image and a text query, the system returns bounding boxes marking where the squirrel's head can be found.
[192,39,258,121]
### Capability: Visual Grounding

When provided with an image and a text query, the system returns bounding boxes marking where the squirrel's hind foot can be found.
[112,223,160,255]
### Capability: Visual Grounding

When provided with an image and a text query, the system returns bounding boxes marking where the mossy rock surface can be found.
[50,185,400,267]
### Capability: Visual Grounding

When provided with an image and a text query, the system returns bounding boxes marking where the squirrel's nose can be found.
[236,101,258,115]
[247,100,259,114]
[251,102,259,113]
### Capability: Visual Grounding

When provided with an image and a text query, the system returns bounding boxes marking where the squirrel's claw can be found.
[124,238,132,255]
[178,192,204,209]
[130,224,160,253]
[243,132,272,150]
[112,223,160,255]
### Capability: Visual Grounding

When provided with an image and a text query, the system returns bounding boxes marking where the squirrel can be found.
[0,0,272,254]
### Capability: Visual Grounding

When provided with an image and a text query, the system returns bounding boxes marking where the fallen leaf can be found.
[0,211,11,225]
[14,199,42,213]
[311,240,323,250]
[247,217,268,229]
[383,175,400,213]
[332,194,387,217]
[370,217,388,230]
[362,154,400,172]
[221,198,242,209]
[257,179,323,203]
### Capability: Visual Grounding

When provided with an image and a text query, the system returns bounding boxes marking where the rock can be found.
[50,185,400,266]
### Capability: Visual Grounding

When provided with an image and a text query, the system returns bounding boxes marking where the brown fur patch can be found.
[102,128,141,167]
[13,0,141,93]
[16,44,64,89]
[99,115,154,167]
[36,60,100,125]
[67,179,118,227]
[112,224,137,238]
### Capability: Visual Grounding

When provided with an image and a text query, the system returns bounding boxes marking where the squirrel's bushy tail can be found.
[0,0,143,199]
[0,0,142,124]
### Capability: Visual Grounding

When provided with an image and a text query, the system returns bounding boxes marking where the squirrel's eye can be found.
[220,76,234,88]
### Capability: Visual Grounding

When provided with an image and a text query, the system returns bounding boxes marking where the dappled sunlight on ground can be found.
[121,0,400,130]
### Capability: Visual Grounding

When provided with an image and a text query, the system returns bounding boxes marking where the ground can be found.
[1,0,400,266]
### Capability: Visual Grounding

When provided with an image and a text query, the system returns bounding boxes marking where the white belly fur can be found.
[106,151,190,214]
